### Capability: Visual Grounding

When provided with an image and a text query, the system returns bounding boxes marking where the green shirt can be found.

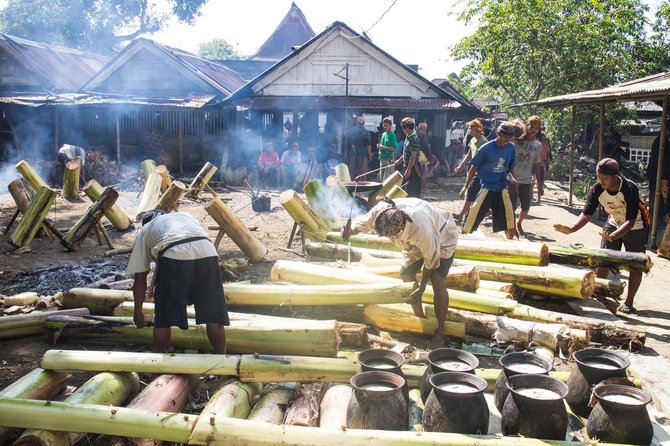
[378,131,398,159]
[469,135,488,158]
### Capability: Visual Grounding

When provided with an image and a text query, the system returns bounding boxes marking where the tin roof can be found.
[0,93,216,109]
[236,96,460,111]
[252,2,315,61]
[0,33,108,91]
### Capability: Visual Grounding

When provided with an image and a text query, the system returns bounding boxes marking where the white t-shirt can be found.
[126,212,217,279]
[58,144,86,166]
[511,139,542,184]
[354,198,459,269]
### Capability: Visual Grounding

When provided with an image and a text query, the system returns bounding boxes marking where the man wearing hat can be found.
[453,119,488,221]
[343,197,459,348]
[127,209,229,353]
[554,158,649,314]
[461,121,518,238]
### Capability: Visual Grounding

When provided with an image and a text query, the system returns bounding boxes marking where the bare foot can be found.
[516,223,526,238]
[430,330,445,349]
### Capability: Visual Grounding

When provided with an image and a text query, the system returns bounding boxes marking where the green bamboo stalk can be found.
[247,384,294,424]
[15,160,49,191]
[549,244,652,272]
[82,180,132,231]
[62,187,119,251]
[0,308,90,340]
[61,288,133,315]
[9,187,56,248]
[187,161,217,198]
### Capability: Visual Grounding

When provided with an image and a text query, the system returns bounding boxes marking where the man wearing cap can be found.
[343,197,459,348]
[127,210,229,353]
[461,122,518,238]
[554,158,649,314]
[453,119,488,221]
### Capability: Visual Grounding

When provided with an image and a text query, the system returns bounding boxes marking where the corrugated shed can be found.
[0,33,108,91]
[237,96,460,111]
[251,2,315,61]
[0,93,216,108]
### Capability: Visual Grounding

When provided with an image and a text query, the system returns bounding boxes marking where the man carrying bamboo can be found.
[343,197,459,348]
[127,209,229,353]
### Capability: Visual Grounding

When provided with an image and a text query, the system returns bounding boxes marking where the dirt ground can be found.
[1,174,669,408]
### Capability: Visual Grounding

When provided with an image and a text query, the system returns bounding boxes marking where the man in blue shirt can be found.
[461,122,519,239]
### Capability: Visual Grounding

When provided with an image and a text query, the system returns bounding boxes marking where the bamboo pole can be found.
[9,187,56,248]
[206,197,267,261]
[368,170,403,205]
[548,245,652,273]
[62,187,119,251]
[362,304,476,340]
[0,368,70,441]
[104,246,133,257]
[82,180,133,231]
[14,372,139,446]
[15,160,48,191]
[651,98,668,247]
[385,184,407,199]
[279,190,329,241]
[44,315,341,357]
[334,163,351,182]
[155,180,187,212]
[135,173,163,221]
[61,288,133,314]
[0,397,632,446]
[355,264,480,291]
[3,291,39,306]
[305,242,403,261]
[62,160,80,198]
[247,384,294,424]
[140,159,156,180]
[0,308,90,340]
[187,161,218,198]
[594,278,626,300]
[154,165,171,193]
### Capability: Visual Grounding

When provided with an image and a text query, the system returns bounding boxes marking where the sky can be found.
[151,0,470,80]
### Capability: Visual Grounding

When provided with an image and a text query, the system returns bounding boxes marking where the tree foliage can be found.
[0,0,208,53]
[198,38,240,60]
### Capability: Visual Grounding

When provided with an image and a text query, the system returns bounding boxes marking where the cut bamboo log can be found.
[247,384,294,424]
[356,264,480,292]
[15,160,48,191]
[61,288,132,315]
[385,184,407,199]
[189,379,262,444]
[45,315,342,357]
[9,187,56,249]
[549,244,652,273]
[187,161,217,198]
[279,190,329,241]
[101,279,135,291]
[319,384,353,429]
[284,383,322,427]
[368,170,403,205]
[205,197,267,262]
[334,163,351,182]
[7,179,60,240]
[154,165,171,193]
[104,246,133,257]
[303,179,337,229]
[14,372,139,446]
[305,242,403,261]
[0,308,90,340]
[82,180,133,231]
[140,159,156,180]
[62,187,119,251]
[62,160,80,198]
[362,304,473,340]
[475,288,514,300]
[2,396,629,446]
[594,277,626,300]
[135,172,162,221]
[3,292,39,306]
[155,180,186,212]
[0,368,70,441]
[97,374,198,446]
[478,280,517,293]
[494,316,587,351]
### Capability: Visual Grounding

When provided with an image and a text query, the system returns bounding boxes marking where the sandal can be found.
[617,304,637,314]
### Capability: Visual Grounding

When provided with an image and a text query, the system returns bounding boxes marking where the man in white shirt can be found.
[344,197,459,348]
[126,210,229,353]
[58,144,87,183]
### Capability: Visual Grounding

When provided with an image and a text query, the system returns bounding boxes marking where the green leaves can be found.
[198,38,240,60]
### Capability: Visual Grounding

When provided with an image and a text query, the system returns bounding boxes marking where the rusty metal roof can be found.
[0,33,108,91]
[252,2,315,61]
[0,93,217,108]
[237,96,460,111]
[516,71,670,107]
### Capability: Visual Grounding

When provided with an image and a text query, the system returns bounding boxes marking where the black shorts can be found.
[509,183,533,212]
[153,256,230,329]
[400,255,454,278]
[463,188,515,234]
[465,175,482,202]
[600,224,648,253]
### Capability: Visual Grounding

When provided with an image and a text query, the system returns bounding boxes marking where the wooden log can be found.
[135,173,163,221]
[62,288,132,315]
[0,308,90,340]
[104,246,133,257]
[549,244,653,273]
[284,383,322,427]
[319,384,353,430]
[0,368,70,441]
[155,180,186,212]
[14,372,139,446]
[205,197,267,262]
[15,160,48,191]
[334,163,351,182]
[140,159,156,180]
[9,187,56,248]
[82,180,132,231]
[247,384,294,425]
[186,161,217,198]
[62,160,80,198]
[97,374,198,446]
[154,165,171,193]
[385,184,407,199]
[594,277,625,300]
[62,187,119,251]
[279,190,329,241]
[45,315,342,357]
[100,279,135,291]
[368,170,403,205]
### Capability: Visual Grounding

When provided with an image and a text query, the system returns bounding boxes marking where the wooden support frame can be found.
[568,106,577,207]
[651,98,668,248]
